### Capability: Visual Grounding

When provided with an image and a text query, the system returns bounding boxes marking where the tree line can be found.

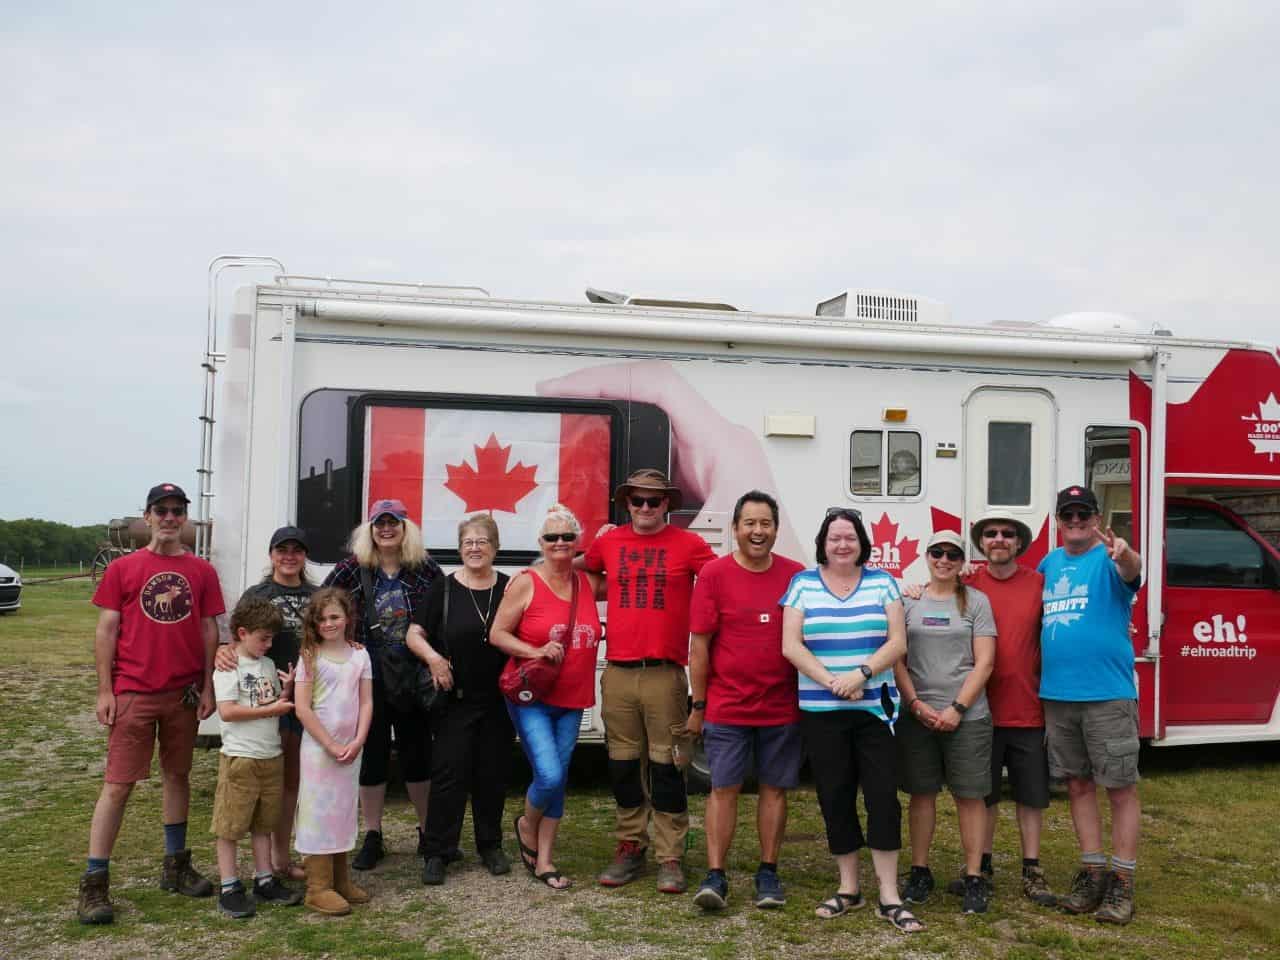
[0,519,108,567]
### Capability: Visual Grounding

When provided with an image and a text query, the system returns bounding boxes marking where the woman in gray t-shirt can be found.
[893,531,996,914]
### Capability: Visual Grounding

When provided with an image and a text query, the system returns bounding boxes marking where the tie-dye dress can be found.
[295,646,373,855]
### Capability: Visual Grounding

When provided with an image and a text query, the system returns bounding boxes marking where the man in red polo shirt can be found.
[583,469,715,894]
[687,490,804,911]
[77,483,225,925]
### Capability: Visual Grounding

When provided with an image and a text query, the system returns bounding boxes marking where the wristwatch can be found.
[859,664,874,680]
[691,700,707,711]
[950,700,969,715]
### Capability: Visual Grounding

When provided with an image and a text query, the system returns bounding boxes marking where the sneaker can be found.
[753,868,786,909]
[962,874,990,914]
[1022,865,1057,906]
[1094,871,1135,925]
[656,859,687,894]
[901,865,935,904]
[160,849,213,897]
[76,869,114,925]
[421,856,446,886]
[693,871,729,911]
[479,847,512,876]
[1060,868,1110,915]
[598,841,647,887]
[253,876,303,906]
[352,830,385,871]
[218,881,257,919]
[947,863,993,897]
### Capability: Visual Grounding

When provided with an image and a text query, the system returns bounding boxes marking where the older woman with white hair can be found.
[323,499,443,871]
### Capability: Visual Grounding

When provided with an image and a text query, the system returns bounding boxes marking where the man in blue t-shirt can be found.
[1037,485,1142,925]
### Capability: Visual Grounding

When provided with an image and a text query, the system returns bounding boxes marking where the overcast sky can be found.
[3,2,1278,526]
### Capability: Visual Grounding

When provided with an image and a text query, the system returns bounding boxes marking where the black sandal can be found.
[535,869,571,890]
[514,816,537,875]
[878,900,925,933]
[815,891,865,919]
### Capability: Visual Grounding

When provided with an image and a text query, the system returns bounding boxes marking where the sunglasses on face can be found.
[1058,509,1095,523]
[928,547,964,561]
[981,527,1019,540]
[629,495,665,509]
[150,505,186,518]
[541,532,578,543]
[372,516,403,528]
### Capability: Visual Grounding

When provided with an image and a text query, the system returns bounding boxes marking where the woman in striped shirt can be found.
[781,508,921,933]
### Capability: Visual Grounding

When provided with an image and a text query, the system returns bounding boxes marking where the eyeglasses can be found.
[150,505,187,518]
[1058,509,1095,523]
[826,506,863,519]
[541,532,578,543]
[372,516,403,528]
[928,547,964,561]
[629,495,665,509]
[981,527,1019,540]
[460,538,491,549]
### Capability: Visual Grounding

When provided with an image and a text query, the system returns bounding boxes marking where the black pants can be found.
[423,695,514,858]
[800,709,902,855]
[360,672,432,787]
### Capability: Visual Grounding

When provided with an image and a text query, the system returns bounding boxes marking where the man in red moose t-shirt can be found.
[77,483,225,925]
[581,469,714,895]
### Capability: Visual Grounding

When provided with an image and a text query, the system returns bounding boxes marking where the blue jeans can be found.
[506,702,582,819]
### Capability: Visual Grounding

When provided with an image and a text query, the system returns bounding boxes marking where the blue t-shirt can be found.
[373,571,410,646]
[1037,544,1140,701]
[780,567,902,720]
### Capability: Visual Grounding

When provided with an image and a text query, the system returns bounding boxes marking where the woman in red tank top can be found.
[491,505,602,890]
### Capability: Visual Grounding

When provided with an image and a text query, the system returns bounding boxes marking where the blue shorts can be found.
[703,721,802,789]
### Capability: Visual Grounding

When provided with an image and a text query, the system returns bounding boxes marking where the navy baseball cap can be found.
[146,483,190,507]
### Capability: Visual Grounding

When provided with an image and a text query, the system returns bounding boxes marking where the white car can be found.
[0,563,20,613]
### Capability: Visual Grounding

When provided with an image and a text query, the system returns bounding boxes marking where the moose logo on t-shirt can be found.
[140,573,193,624]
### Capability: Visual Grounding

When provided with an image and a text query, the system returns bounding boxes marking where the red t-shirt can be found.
[92,548,227,695]
[689,553,804,726]
[583,523,716,665]
[516,571,602,710]
[967,565,1044,727]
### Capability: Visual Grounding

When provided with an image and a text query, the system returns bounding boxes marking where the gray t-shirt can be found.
[903,588,996,722]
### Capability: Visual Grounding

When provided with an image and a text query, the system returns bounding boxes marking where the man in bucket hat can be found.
[581,469,715,894]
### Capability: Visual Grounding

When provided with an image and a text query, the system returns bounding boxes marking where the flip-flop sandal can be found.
[514,815,537,875]
[815,891,865,919]
[535,869,571,890]
[878,901,926,934]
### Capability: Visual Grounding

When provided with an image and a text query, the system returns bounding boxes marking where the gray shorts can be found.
[703,721,802,789]
[896,710,992,799]
[1043,699,1140,788]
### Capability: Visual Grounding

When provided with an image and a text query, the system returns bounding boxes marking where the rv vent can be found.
[816,289,950,325]
[585,287,738,311]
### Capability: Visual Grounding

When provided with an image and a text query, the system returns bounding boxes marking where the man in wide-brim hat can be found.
[583,468,714,895]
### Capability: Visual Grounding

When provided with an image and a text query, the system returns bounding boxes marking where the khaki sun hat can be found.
[613,468,683,511]
[969,510,1033,557]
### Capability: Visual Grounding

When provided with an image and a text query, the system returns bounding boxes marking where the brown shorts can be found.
[1043,699,1140,789]
[211,754,284,840]
[105,688,198,784]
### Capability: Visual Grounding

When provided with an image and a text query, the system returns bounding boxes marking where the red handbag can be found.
[499,570,578,705]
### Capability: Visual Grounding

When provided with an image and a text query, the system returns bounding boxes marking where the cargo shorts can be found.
[210,754,285,840]
[1043,699,1140,788]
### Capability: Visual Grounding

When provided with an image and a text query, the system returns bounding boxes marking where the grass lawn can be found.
[1,577,1278,958]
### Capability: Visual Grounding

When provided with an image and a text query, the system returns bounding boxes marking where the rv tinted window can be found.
[887,432,921,496]
[850,431,883,496]
[988,422,1031,506]
[1167,505,1272,588]
[850,429,921,498]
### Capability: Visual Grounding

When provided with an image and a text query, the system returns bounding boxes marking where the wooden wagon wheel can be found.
[91,548,119,584]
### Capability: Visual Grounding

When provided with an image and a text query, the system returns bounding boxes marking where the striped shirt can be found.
[780,567,902,719]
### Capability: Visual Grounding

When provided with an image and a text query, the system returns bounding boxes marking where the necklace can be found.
[460,571,496,639]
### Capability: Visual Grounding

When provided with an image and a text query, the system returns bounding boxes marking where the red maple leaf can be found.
[444,434,539,513]
[865,512,920,575]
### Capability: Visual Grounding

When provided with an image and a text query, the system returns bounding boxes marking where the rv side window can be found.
[1166,504,1274,589]
[987,422,1031,506]
[850,430,921,498]
[1085,425,1139,544]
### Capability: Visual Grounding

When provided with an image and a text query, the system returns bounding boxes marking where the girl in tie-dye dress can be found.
[293,588,373,915]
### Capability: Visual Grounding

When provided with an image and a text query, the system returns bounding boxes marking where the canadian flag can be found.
[362,406,612,552]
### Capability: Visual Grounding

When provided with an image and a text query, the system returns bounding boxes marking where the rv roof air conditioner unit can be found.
[586,287,738,312]
[816,290,950,325]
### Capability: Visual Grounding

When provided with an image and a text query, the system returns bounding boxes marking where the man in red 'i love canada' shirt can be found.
[581,469,714,895]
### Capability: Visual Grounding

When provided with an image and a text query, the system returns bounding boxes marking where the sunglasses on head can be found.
[1058,508,1095,522]
[981,527,1019,540]
[928,547,964,561]
[541,532,578,543]
[150,505,186,518]
[629,495,665,509]
[825,506,863,519]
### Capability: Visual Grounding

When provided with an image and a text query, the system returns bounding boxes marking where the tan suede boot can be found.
[303,855,351,916]
[332,851,370,904]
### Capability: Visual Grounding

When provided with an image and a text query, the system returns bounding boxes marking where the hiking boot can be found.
[693,871,729,911]
[947,862,993,896]
[901,865,935,904]
[160,849,213,897]
[479,847,512,876]
[218,880,257,919]
[1022,865,1057,906]
[962,874,990,914]
[421,856,447,886]
[1060,867,1110,915]
[303,855,350,916]
[1095,871,1135,925]
[253,875,303,906]
[598,841,647,887]
[656,859,687,894]
[77,869,114,925]
[352,830,384,871]
[753,867,786,909]
[332,852,369,904]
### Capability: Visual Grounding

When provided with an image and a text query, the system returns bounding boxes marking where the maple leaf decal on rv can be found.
[865,513,920,577]
[444,434,539,513]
